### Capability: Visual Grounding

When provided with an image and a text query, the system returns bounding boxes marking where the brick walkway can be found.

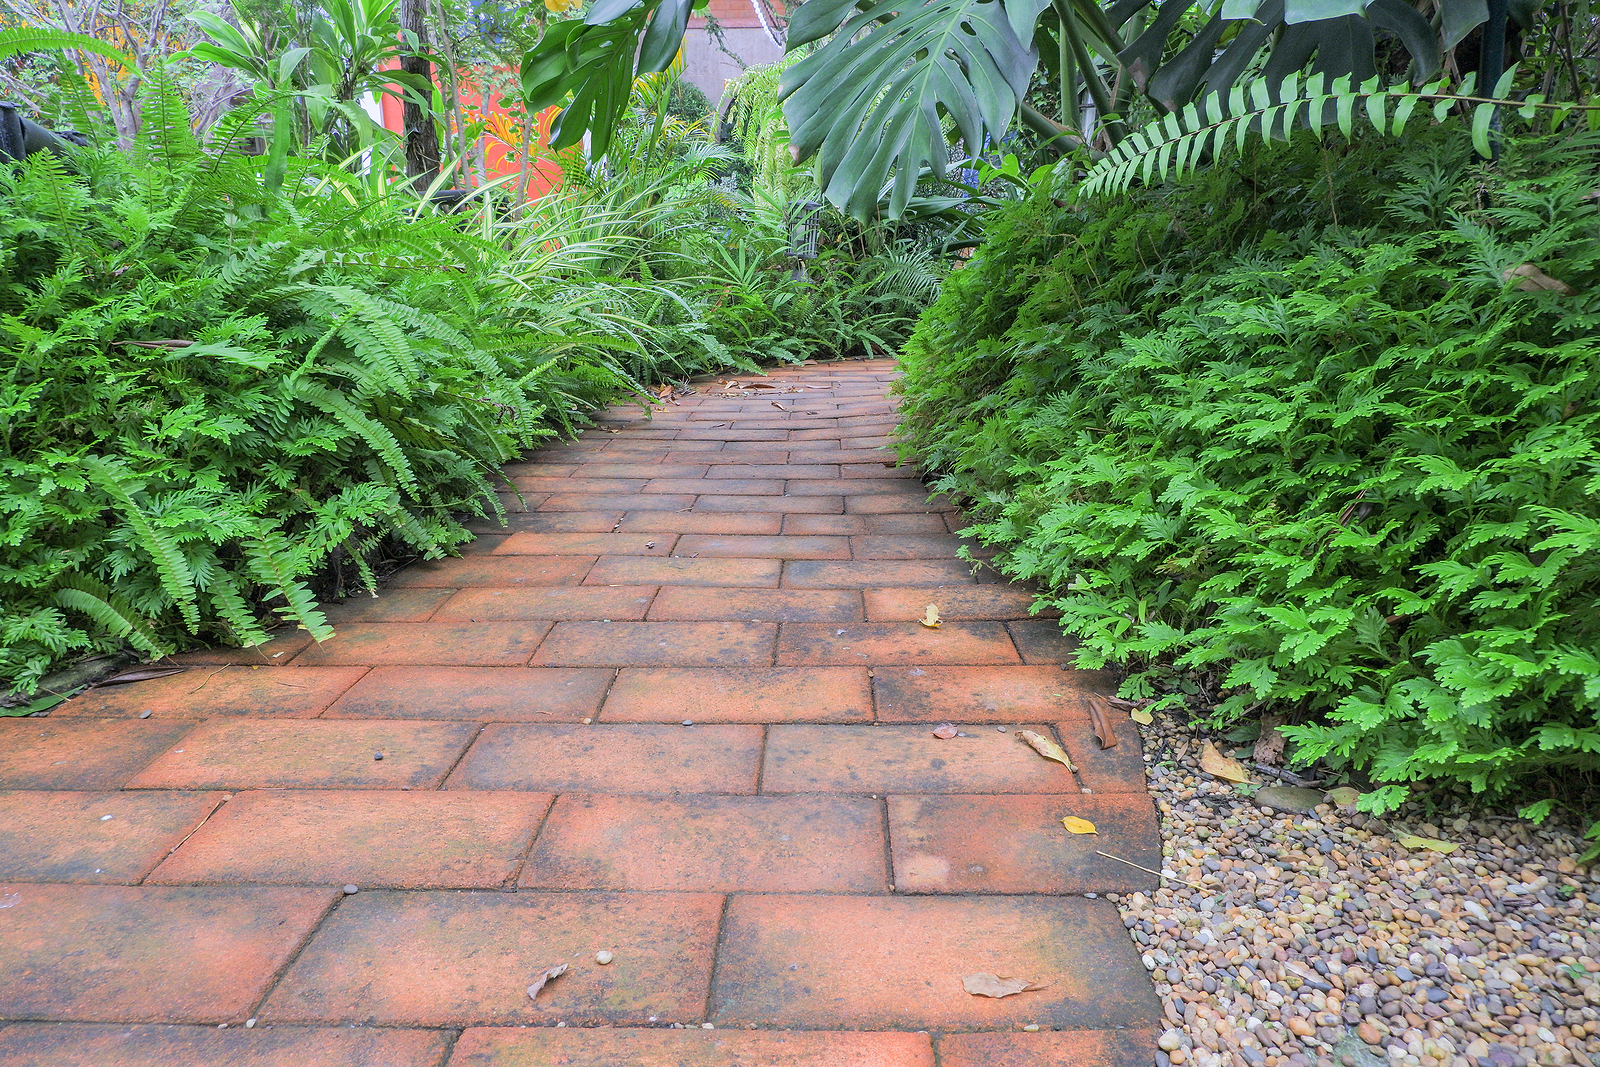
[0,360,1163,1066]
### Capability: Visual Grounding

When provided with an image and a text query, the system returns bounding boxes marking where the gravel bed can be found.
[1113,708,1600,1067]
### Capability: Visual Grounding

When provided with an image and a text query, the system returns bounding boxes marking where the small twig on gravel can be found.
[1246,761,1324,787]
[1095,850,1209,890]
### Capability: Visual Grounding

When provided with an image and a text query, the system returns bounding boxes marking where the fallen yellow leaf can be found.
[1395,833,1458,854]
[1199,742,1250,784]
[920,604,941,629]
[961,973,1047,998]
[1326,786,1361,807]
[1015,730,1077,772]
[1129,707,1153,725]
[1061,816,1098,835]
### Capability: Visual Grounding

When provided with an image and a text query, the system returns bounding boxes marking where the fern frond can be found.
[1078,72,1600,200]
[52,573,170,659]
[291,379,418,492]
[80,456,201,632]
[244,531,333,640]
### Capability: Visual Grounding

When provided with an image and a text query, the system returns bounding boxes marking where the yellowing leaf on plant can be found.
[1199,742,1250,784]
[1061,816,1098,835]
[932,723,959,739]
[961,973,1047,998]
[1395,833,1459,854]
[1129,706,1153,725]
[920,604,941,629]
[1015,729,1076,772]
[526,962,568,1000]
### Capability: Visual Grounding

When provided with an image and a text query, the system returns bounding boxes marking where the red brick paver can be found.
[0,361,1158,1061]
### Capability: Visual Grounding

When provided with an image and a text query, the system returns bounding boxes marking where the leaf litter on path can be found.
[961,973,1049,998]
[526,963,568,1000]
[1015,730,1076,772]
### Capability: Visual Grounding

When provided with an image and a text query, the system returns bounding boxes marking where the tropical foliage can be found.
[897,123,1600,823]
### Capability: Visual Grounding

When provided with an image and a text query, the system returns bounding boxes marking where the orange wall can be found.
[379,64,563,199]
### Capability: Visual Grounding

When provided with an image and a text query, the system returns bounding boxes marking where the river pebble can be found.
[1117,708,1600,1067]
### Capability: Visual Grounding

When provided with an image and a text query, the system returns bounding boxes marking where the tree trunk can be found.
[399,0,441,190]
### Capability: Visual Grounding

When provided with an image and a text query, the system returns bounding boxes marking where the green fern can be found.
[1079,69,1600,200]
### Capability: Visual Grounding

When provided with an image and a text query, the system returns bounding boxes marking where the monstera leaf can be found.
[780,0,1052,219]
[519,0,701,157]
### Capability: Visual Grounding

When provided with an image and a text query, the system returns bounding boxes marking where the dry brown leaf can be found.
[1015,730,1077,772]
[95,666,187,686]
[1087,700,1119,750]
[1129,706,1154,725]
[1105,696,1138,710]
[920,604,941,629]
[1395,833,1459,854]
[961,973,1047,998]
[1199,742,1250,784]
[1253,713,1286,765]
[746,381,780,389]
[526,963,568,1000]
[656,383,673,400]
[932,723,959,740]
[1505,263,1576,295]
[1061,816,1098,835]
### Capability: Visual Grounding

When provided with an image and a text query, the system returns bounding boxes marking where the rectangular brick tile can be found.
[866,513,949,533]
[532,621,775,667]
[617,512,782,535]
[692,495,843,514]
[708,464,839,479]
[581,463,711,478]
[783,478,914,496]
[845,494,948,514]
[644,478,784,495]
[520,794,886,892]
[541,493,697,512]
[601,667,870,723]
[887,793,1160,893]
[449,1028,932,1067]
[484,512,623,533]
[584,556,780,588]
[776,622,1020,666]
[164,629,311,665]
[711,895,1161,1030]
[124,719,478,790]
[493,532,676,556]
[646,588,861,623]
[1009,619,1086,665]
[675,428,789,442]
[263,890,722,1026]
[508,477,648,494]
[55,665,367,720]
[148,790,552,889]
[938,1030,1158,1067]
[0,791,222,883]
[1059,716,1149,793]
[292,622,553,666]
[433,587,656,623]
[841,435,900,449]
[782,560,975,588]
[321,588,454,622]
[0,885,336,1023]
[493,492,547,515]
[0,1023,451,1067]
[864,586,1046,621]
[673,535,850,560]
[786,428,846,441]
[872,666,1092,722]
[325,666,612,722]
[851,535,963,559]
[447,724,761,793]
[602,439,723,452]
[0,719,198,790]
[761,724,1077,793]
[387,556,596,588]
[780,514,868,535]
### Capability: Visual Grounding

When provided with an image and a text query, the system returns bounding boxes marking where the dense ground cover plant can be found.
[0,110,565,696]
[897,127,1600,823]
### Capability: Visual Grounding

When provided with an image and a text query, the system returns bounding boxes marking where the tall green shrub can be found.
[898,127,1600,818]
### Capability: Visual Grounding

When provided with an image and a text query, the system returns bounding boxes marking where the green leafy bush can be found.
[1,120,554,693]
[897,127,1600,817]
